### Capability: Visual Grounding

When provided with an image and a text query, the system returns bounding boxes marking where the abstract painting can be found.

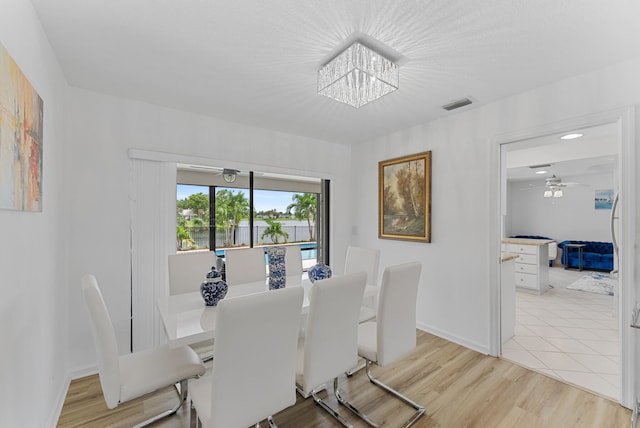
[379,151,431,242]
[0,41,44,212]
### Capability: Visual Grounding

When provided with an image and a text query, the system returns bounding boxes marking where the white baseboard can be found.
[47,365,99,427]
[46,375,71,428]
[70,363,99,380]
[416,323,489,355]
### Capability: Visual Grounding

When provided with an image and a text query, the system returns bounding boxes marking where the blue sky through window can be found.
[177,184,301,212]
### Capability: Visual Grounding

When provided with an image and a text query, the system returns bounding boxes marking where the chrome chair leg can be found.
[267,415,278,427]
[311,381,354,428]
[133,379,189,428]
[345,361,366,377]
[365,360,425,428]
[334,377,381,427]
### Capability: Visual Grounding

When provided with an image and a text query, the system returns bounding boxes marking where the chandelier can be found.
[318,42,399,108]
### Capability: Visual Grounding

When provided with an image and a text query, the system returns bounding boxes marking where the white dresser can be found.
[502,238,552,294]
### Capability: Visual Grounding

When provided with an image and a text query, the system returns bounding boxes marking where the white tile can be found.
[508,267,621,401]
[514,324,537,337]
[502,348,547,369]
[580,339,619,357]
[516,314,548,326]
[599,373,620,389]
[590,329,618,341]
[594,318,619,330]
[526,324,569,338]
[554,370,619,401]
[544,337,598,354]
[567,353,618,375]
[513,336,560,352]
[536,368,558,378]
[530,351,588,372]
[502,338,524,350]
[565,318,611,329]
[543,317,575,328]
[556,327,601,340]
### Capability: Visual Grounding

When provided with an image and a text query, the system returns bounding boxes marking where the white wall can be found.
[507,172,615,243]
[0,1,68,426]
[350,57,640,354]
[64,87,353,370]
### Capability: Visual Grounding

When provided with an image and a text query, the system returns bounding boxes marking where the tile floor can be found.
[502,266,619,401]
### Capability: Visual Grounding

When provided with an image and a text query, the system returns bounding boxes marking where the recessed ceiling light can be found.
[535,170,548,175]
[560,133,583,140]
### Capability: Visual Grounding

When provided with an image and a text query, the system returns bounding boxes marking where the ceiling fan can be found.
[179,164,240,183]
[543,175,581,197]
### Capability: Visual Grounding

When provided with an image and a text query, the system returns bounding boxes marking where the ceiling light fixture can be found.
[560,133,584,140]
[543,175,564,198]
[535,170,548,175]
[222,169,238,183]
[318,41,399,108]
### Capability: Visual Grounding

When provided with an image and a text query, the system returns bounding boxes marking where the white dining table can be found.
[157,276,378,348]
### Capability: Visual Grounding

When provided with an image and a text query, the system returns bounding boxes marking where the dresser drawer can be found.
[506,244,537,255]
[516,253,538,265]
[515,262,537,275]
[515,272,537,290]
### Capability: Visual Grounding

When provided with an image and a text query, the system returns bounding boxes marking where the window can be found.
[175,166,328,265]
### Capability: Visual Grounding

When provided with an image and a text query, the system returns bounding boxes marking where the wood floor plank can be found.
[57,330,631,427]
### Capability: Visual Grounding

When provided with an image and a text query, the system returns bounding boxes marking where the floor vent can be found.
[442,97,473,111]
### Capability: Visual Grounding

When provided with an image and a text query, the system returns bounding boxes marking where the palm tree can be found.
[215,189,250,246]
[176,226,193,250]
[286,193,317,241]
[261,218,289,244]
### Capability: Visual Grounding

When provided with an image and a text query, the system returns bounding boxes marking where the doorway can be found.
[491,108,636,409]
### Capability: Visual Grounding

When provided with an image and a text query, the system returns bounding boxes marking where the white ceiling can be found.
[505,122,619,182]
[30,0,640,145]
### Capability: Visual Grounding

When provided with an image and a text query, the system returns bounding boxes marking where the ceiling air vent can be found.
[442,97,473,111]
[528,163,553,169]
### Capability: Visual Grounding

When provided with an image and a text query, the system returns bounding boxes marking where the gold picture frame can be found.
[379,151,431,242]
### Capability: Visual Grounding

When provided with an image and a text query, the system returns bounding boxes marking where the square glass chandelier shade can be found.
[318,42,399,108]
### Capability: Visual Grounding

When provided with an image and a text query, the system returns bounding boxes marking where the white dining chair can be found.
[81,274,205,428]
[168,251,219,295]
[168,252,220,361]
[284,244,303,282]
[344,246,380,322]
[223,247,267,285]
[295,271,367,427]
[344,246,381,376]
[189,286,304,428]
[353,261,425,428]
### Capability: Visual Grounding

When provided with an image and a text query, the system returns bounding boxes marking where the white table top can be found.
[157,277,378,347]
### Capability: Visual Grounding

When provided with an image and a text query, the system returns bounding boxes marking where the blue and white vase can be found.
[267,246,287,290]
[200,266,228,306]
[308,263,332,283]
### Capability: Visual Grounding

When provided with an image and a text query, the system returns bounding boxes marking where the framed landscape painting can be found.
[379,151,431,242]
[0,41,44,212]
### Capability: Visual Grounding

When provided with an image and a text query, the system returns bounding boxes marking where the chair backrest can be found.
[344,246,380,286]
[300,271,367,394]
[81,274,121,409]
[224,247,266,285]
[210,286,303,427]
[284,244,303,280]
[376,261,422,366]
[168,251,219,295]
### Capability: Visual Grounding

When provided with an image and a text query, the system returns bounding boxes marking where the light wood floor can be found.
[57,330,631,427]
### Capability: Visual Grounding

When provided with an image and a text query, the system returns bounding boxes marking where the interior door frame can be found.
[488,107,636,408]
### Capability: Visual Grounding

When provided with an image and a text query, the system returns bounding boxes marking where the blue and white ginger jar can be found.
[267,246,287,290]
[308,263,332,283]
[200,266,228,306]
